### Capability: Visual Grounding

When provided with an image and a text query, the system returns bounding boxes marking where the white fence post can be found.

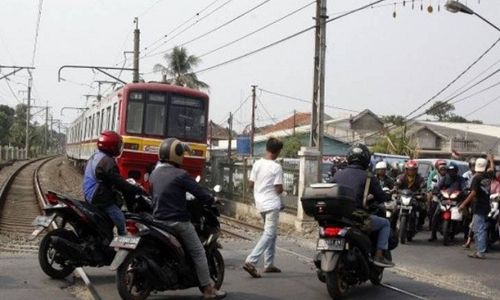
[295,147,321,232]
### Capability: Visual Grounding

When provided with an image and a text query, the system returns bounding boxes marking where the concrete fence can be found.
[0,146,28,162]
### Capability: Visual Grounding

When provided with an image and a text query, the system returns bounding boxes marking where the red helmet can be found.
[97,131,123,157]
[435,159,447,169]
[404,160,418,170]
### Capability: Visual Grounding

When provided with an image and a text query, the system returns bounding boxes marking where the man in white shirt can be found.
[243,137,284,278]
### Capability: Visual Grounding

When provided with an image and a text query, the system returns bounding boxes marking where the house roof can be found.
[417,121,500,138]
[208,121,236,140]
[259,112,313,135]
[350,109,383,124]
[407,125,448,140]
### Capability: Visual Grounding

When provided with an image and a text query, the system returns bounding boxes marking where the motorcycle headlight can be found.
[401,196,412,206]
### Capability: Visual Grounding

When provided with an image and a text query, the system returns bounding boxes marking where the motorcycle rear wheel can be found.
[442,220,451,246]
[326,271,349,300]
[369,266,384,285]
[399,215,408,244]
[116,248,153,300]
[38,228,77,279]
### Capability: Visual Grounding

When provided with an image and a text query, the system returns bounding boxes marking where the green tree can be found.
[425,101,455,121]
[280,134,304,158]
[381,114,405,126]
[372,127,416,157]
[0,104,15,145]
[153,46,209,90]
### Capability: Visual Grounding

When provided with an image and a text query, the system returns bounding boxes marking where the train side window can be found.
[95,112,100,137]
[106,107,111,130]
[100,109,104,133]
[112,103,117,131]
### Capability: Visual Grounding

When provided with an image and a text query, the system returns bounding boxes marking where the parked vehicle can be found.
[436,188,464,246]
[31,190,150,279]
[110,185,224,300]
[301,183,397,300]
[396,189,421,244]
[488,193,500,246]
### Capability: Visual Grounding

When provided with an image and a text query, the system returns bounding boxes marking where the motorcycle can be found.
[301,183,397,300]
[110,185,225,300]
[30,189,150,279]
[382,188,398,229]
[488,193,500,246]
[396,189,420,244]
[436,188,464,246]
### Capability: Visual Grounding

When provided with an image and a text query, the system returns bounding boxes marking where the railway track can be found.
[0,156,57,253]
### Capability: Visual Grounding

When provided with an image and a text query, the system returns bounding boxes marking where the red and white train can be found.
[66,82,209,188]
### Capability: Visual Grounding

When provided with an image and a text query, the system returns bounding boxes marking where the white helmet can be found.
[375,161,387,170]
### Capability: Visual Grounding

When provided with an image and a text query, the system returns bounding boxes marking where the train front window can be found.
[167,96,206,142]
[126,101,144,134]
[144,93,166,135]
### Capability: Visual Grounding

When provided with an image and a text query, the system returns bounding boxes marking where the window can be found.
[100,109,104,133]
[126,101,144,134]
[167,96,206,141]
[112,103,117,131]
[96,112,100,136]
[90,115,95,138]
[144,93,166,135]
[106,107,111,129]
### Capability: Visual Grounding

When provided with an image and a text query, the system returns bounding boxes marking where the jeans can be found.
[103,204,126,236]
[163,221,211,287]
[370,215,390,250]
[246,209,280,268]
[473,214,488,255]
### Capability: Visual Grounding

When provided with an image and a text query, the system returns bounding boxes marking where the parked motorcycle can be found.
[436,188,464,246]
[396,189,420,244]
[488,193,500,246]
[110,185,224,300]
[301,183,397,300]
[30,189,150,279]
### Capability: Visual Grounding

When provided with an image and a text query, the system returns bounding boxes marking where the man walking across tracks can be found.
[243,137,284,278]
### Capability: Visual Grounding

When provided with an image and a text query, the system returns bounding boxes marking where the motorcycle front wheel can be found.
[116,248,153,300]
[399,215,408,244]
[38,228,77,279]
[326,271,349,299]
[207,249,225,290]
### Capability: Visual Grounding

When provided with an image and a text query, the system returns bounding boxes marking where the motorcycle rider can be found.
[426,160,447,230]
[332,143,395,268]
[149,138,226,299]
[375,161,395,190]
[83,131,144,236]
[428,162,466,242]
[396,160,427,230]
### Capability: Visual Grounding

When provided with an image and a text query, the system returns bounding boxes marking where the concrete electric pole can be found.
[25,77,32,158]
[250,85,257,157]
[133,17,140,83]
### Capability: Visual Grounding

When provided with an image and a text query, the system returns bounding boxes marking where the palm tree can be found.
[153,46,209,90]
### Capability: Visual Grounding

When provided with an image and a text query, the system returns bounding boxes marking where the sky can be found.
[1,0,500,133]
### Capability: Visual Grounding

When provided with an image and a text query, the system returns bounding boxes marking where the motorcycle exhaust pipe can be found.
[50,236,88,262]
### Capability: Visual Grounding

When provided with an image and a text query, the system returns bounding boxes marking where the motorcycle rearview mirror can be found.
[213,185,222,193]
[195,175,201,183]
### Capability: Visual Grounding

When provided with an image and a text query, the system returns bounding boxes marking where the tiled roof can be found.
[259,112,312,135]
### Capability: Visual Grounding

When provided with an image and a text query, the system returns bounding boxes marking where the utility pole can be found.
[133,17,140,83]
[227,112,233,160]
[318,0,327,157]
[50,115,53,153]
[293,109,296,136]
[250,85,257,157]
[44,103,49,154]
[25,77,32,158]
[310,0,321,148]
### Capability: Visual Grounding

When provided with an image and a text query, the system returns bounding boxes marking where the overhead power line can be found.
[192,0,386,74]
[31,0,44,67]
[141,0,234,58]
[465,94,500,118]
[199,1,315,58]
[144,0,273,59]
[259,88,360,113]
[404,37,500,119]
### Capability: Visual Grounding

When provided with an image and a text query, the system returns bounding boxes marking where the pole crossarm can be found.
[58,65,136,85]
[60,106,88,116]
[0,65,35,81]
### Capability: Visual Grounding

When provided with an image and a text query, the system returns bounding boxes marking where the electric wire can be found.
[144,0,273,60]
[30,0,44,67]
[404,37,500,119]
[464,94,500,118]
[192,0,386,75]
[199,1,315,58]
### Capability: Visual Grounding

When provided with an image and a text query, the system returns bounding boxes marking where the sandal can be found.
[467,252,486,259]
[243,262,262,278]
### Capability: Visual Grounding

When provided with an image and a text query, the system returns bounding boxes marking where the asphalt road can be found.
[80,237,489,300]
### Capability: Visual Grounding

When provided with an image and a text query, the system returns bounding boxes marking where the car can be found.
[414,159,469,180]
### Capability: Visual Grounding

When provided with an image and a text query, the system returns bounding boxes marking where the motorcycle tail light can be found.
[443,211,451,220]
[126,220,139,235]
[321,226,342,237]
[46,192,59,205]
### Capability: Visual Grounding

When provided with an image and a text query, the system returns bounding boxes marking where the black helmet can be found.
[158,138,190,166]
[347,143,371,169]
[468,157,476,169]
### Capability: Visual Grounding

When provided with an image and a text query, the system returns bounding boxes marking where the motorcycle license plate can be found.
[317,238,345,251]
[110,236,141,250]
[31,214,55,227]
